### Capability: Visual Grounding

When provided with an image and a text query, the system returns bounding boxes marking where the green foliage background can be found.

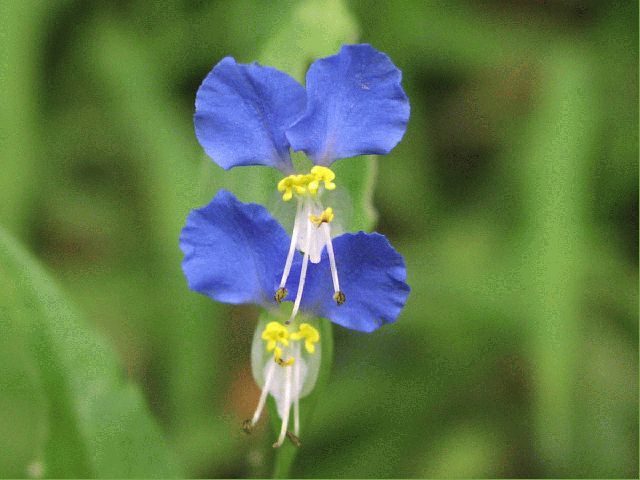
[0,0,637,478]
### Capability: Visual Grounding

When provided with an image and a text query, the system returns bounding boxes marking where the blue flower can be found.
[180,190,410,446]
[187,45,410,447]
[194,44,409,172]
[181,190,409,332]
[194,44,410,319]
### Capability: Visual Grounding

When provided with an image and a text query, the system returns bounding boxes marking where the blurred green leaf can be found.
[0,228,183,478]
[259,0,359,82]
[2,1,635,478]
[515,46,595,476]
[0,0,49,239]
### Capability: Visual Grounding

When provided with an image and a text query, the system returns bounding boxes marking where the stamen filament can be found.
[322,223,345,305]
[286,216,312,325]
[293,343,301,436]
[321,223,340,293]
[273,365,292,448]
[278,201,303,290]
[251,361,276,426]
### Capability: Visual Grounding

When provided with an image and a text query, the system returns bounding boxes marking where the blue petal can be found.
[298,232,410,332]
[195,57,306,171]
[286,44,410,165]
[180,190,290,306]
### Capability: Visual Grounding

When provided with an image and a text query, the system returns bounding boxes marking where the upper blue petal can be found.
[285,44,410,165]
[297,232,410,332]
[179,190,291,306]
[194,57,306,171]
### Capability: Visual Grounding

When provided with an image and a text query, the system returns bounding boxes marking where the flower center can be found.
[274,166,346,322]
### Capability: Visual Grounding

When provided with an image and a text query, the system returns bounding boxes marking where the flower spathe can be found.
[180,191,410,445]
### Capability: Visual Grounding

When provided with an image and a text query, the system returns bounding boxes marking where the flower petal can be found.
[298,232,410,332]
[286,44,410,165]
[180,190,290,306]
[195,57,306,171]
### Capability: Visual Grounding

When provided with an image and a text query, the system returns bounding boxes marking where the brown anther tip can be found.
[334,290,346,305]
[242,419,253,434]
[286,431,301,447]
[274,287,288,303]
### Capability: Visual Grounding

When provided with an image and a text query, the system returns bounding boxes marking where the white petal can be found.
[294,199,328,264]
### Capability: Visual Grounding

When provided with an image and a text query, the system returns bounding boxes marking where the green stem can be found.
[270,319,333,478]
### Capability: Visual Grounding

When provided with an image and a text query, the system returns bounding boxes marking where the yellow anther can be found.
[261,321,290,351]
[274,346,295,366]
[310,166,336,190]
[309,207,334,227]
[290,323,320,354]
[276,167,337,200]
[277,177,295,201]
[310,166,335,181]
[277,178,289,191]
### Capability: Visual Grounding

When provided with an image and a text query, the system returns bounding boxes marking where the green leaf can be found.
[0,228,183,478]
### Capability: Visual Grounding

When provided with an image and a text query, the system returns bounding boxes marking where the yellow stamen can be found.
[276,167,337,200]
[310,166,336,191]
[309,207,334,227]
[274,346,295,366]
[290,323,320,354]
[261,321,290,351]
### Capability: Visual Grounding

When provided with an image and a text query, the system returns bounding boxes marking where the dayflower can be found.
[180,191,410,447]
[186,44,410,448]
[194,44,410,324]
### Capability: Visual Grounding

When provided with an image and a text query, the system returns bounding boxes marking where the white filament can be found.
[279,201,303,289]
[287,216,312,324]
[273,365,292,448]
[293,343,301,436]
[251,361,275,426]
[321,222,340,294]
